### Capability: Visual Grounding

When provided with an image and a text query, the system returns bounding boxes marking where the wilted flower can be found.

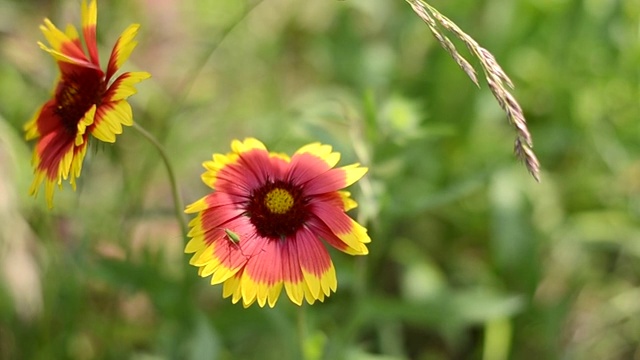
[24,0,150,206]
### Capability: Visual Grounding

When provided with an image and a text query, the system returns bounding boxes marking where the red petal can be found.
[34,100,63,137]
[295,227,332,277]
[216,149,279,193]
[199,204,246,242]
[306,218,351,253]
[309,193,353,233]
[286,152,332,187]
[281,236,304,284]
[243,238,283,286]
[301,167,348,195]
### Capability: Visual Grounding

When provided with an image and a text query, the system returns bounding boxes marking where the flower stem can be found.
[297,305,309,360]
[132,122,188,237]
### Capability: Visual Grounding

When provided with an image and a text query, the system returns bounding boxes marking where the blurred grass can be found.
[1,0,639,359]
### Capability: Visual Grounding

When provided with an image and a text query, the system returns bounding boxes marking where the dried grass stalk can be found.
[407,0,541,182]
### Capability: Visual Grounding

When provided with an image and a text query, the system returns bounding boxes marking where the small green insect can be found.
[224,228,241,244]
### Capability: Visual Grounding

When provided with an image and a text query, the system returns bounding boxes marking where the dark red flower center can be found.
[245,180,310,240]
[54,69,105,133]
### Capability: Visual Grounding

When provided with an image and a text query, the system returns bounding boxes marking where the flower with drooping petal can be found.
[24,0,150,207]
[185,138,371,307]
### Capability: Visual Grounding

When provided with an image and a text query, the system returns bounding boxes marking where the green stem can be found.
[132,122,188,237]
[297,305,308,360]
[169,0,264,115]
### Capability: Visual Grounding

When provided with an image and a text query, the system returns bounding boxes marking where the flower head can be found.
[24,0,150,207]
[185,138,371,307]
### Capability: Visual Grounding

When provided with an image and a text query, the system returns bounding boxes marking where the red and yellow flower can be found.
[185,138,371,307]
[24,0,150,207]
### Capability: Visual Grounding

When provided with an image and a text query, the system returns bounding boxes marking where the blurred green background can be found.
[1,0,639,359]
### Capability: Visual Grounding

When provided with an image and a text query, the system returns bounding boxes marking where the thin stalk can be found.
[132,122,188,237]
[169,0,265,116]
[297,305,308,360]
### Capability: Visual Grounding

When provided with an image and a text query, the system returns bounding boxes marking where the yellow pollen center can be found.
[264,188,294,214]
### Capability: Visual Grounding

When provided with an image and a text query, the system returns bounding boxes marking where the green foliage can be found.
[1,0,638,359]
